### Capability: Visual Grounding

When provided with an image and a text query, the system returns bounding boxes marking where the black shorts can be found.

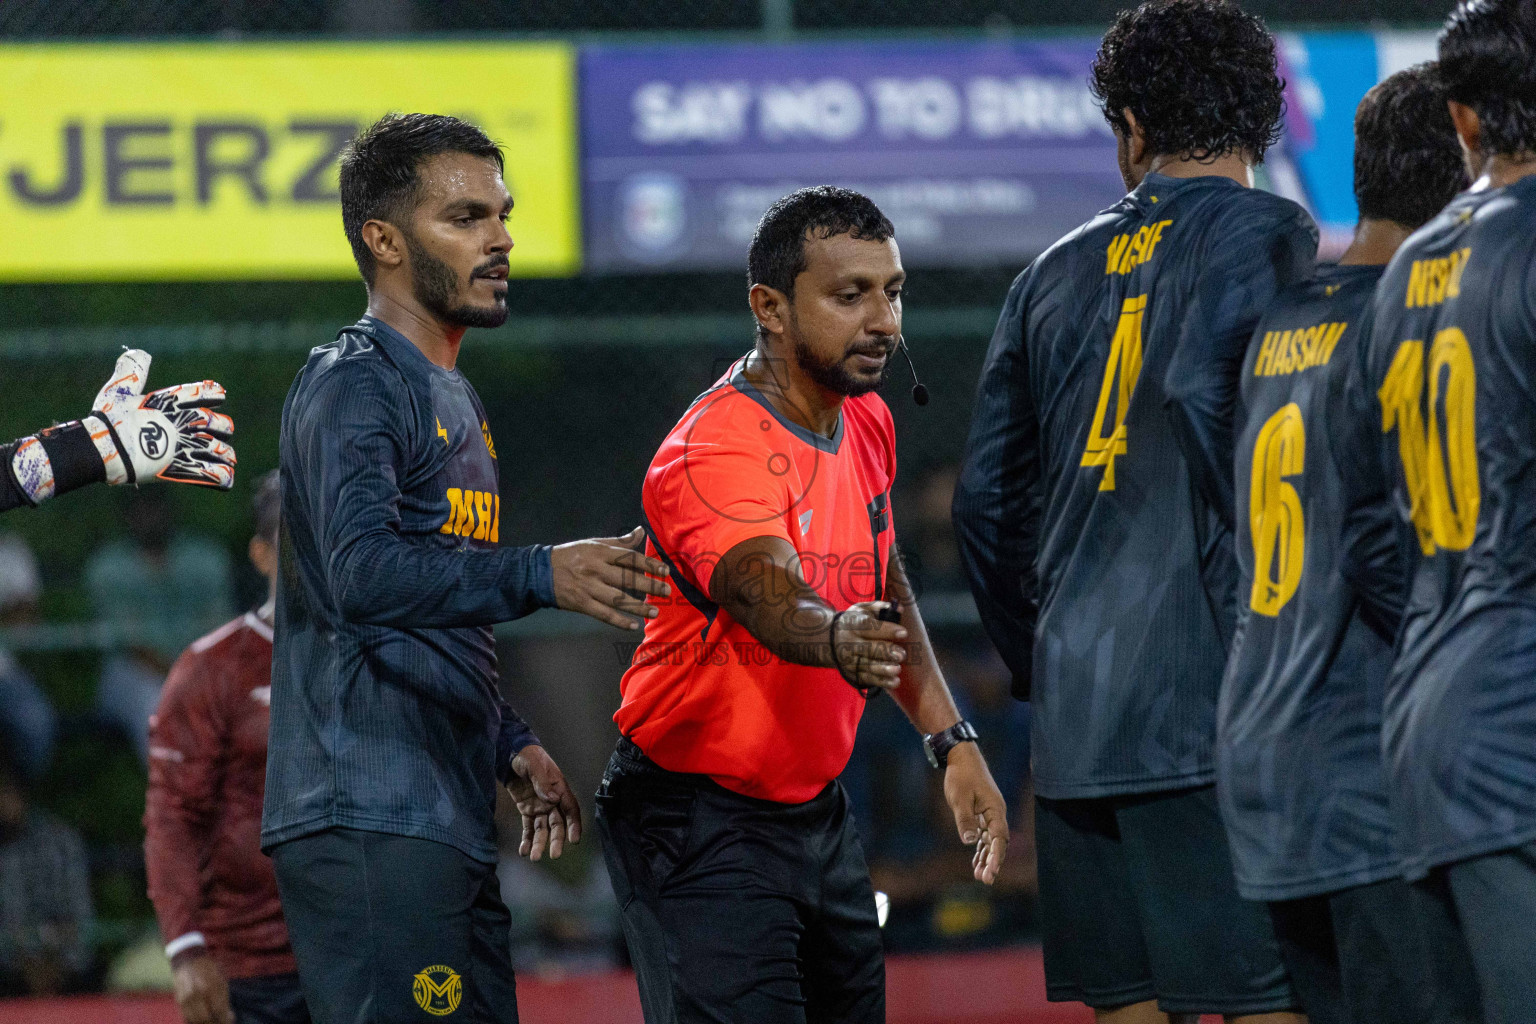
[270,828,518,1024]
[1419,839,1536,1024]
[1035,785,1296,1016]
[595,738,883,1024]
[229,971,312,1024]
[1268,876,1482,1024]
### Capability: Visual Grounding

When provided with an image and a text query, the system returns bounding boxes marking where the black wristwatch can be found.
[922,720,979,769]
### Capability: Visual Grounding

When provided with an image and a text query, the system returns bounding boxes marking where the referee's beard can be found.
[791,331,893,398]
[405,229,510,331]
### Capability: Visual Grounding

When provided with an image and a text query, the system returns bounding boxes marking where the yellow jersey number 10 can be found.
[1081,295,1147,491]
[1379,328,1480,555]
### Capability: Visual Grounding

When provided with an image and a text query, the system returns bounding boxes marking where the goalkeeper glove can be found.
[8,350,236,505]
[86,349,236,488]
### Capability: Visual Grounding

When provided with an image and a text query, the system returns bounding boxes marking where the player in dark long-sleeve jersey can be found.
[1342,4,1536,1019]
[1220,65,1481,1024]
[263,114,672,1024]
[953,3,1313,1021]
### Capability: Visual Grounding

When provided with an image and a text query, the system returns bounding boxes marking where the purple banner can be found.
[580,39,1125,271]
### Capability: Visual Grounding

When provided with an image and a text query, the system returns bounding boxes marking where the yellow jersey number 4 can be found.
[1081,295,1147,491]
[1248,403,1306,616]
[1379,328,1480,555]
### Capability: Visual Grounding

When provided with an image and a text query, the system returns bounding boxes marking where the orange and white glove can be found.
[86,349,236,489]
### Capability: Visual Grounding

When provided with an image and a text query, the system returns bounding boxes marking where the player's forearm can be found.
[330,535,555,628]
[716,559,842,669]
[886,555,964,733]
[1,422,109,511]
[494,698,541,784]
[143,801,213,949]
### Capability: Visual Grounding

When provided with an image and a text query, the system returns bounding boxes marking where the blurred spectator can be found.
[86,489,234,763]
[0,749,96,996]
[144,470,310,1024]
[0,534,59,782]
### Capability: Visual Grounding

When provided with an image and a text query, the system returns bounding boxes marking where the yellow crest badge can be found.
[412,965,463,1016]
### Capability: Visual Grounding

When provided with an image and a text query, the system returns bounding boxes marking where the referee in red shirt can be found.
[598,186,1009,1024]
[146,471,309,1024]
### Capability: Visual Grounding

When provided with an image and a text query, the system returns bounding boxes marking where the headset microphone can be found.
[895,335,930,407]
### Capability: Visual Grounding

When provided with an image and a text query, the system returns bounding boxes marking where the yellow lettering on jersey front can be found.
[1081,294,1147,490]
[1254,322,1348,377]
[1405,248,1472,308]
[472,491,491,541]
[441,488,464,535]
[1379,329,1480,554]
[1105,220,1173,275]
[440,488,502,540]
[1249,403,1306,616]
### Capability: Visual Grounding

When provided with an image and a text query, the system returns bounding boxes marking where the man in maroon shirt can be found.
[145,471,308,1024]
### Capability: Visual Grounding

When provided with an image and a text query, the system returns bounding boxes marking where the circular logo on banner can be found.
[617,172,687,261]
[412,965,463,1016]
[138,422,169,460]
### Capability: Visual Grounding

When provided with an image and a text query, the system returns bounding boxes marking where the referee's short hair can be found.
[748,186,894,331]
[339,113,505,285]
[253,469,281,545]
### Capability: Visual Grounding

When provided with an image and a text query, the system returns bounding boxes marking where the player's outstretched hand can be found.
[943,743,1009,885]
[88,349,236,489]
[171,947,234,1024]
[550,527,671,630]
[830,601,908,693]
[506,745,583,862]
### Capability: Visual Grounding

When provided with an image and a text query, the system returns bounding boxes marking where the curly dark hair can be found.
[1090,0,1284,163]
[339,113,504,285]
[747,186,895,330]
[1354,63,1468,228]
[1439,0,1536,160]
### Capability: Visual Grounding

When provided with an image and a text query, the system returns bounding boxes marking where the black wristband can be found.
[37,420,107,494]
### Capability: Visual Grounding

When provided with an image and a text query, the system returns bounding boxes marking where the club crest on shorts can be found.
[412,964,462,1016]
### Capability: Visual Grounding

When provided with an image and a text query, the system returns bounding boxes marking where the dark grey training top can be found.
[262,317,552,863]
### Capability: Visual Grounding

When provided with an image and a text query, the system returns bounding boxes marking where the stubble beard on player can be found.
[407,235,509,331]
[790,326,891,399]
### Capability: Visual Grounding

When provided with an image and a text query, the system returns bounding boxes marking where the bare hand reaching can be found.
[550,527,671,630]
[505,745,583,861]
[943,743,1009,884]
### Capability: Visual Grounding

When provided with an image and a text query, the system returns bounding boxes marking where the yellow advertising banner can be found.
[0,43,580,280]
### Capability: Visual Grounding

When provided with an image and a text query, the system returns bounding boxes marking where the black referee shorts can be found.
[595,738,883,1024]
[270,827,518,1024]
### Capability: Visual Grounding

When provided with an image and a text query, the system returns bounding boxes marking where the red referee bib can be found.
[615,361,897,803]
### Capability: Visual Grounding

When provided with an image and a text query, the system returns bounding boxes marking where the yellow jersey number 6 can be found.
[1081,295,1147,490]
[1379,327,1480,555]
[1249,403,1306,616]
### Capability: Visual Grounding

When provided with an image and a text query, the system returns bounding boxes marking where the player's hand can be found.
[830,601,908,693]
[87,349,236,489]
[943,743,1009,885]
[550,527,671,630]
[506,745,583,861]
[171,948,234,1024]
